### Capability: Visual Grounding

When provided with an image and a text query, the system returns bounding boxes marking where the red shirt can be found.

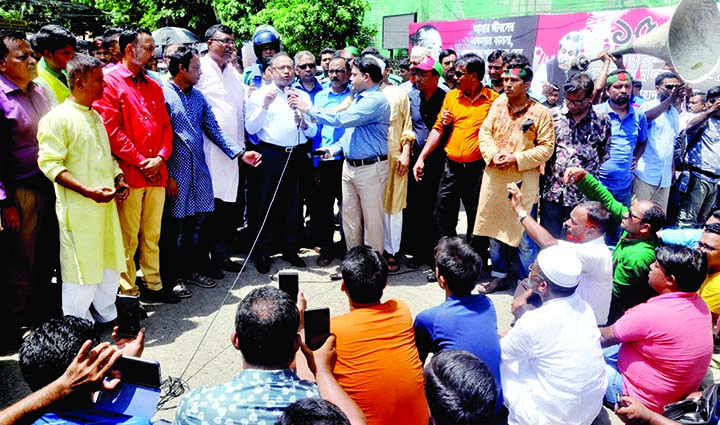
[94,64,172,187]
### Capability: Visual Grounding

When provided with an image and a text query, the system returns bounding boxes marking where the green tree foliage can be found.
[214,0,376,55]
[0,0,109,33]
[74,0,217,35]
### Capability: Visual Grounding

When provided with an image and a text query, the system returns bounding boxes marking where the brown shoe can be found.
[478,277,509,294]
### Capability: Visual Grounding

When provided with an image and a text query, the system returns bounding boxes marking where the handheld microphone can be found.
[284,87,304,127]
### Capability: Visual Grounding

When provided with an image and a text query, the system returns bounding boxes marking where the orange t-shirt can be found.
[433,86,499,163]
[331,300,429,425]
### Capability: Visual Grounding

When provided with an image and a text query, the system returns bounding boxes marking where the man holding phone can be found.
[175,286,364,425]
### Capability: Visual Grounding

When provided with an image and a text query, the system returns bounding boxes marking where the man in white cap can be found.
[500,244,607,425]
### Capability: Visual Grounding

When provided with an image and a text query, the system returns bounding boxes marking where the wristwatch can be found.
[518,211,528,222]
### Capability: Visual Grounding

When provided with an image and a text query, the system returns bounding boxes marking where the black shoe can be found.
[282,252,307,268]
[140,287,181,304]
[202,265,225,280]
[217,258,242,273]
[316,250,334,267]
[256,255,271,274]
[407,256,423,269]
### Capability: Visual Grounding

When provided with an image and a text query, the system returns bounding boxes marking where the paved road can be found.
[0,234,619,424]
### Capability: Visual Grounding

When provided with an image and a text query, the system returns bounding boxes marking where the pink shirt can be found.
[614,292,713,413]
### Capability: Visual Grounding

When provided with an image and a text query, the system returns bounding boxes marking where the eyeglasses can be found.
[627,210,644,221]
[454,71,465,79]
[488,65,504,70]
[528,264,547,282]
[565,97,588,106]
[273,65,293,72]
[297,63,316,70]
[328,69,346,74]
[664,84,680,90]
[698,241,720,252]
[210,38,235,45]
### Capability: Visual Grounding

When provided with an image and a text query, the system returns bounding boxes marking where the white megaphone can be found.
[572,0,720,83]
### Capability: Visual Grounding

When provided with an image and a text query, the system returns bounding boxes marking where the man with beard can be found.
[596,70,648,209]
[633,72,684,211]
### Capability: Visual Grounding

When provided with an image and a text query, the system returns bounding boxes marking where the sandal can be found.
[172,281,193,298]
[186,272,217,288]
[478,277,509,294]
[384,252,400,273]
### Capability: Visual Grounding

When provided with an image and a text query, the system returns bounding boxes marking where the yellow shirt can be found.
[37,100,125,284]
[699,271,720,315]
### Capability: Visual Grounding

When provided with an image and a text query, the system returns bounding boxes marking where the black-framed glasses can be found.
[664,84,680,90]
[297,63,316,70]
[628,210,644,221]
[565,97,588,106]
[328,69,346,74]
[210,38,234,45]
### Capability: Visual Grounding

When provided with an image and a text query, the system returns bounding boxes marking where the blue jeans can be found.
[489,206,538,280]
[603,344,625,408]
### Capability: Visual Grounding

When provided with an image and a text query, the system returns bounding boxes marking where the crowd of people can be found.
[1,17,720,425]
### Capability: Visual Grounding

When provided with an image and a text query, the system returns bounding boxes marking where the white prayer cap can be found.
[367,55,386,74]
[537,245,581,288]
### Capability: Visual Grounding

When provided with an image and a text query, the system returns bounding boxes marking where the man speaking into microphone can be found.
[245,53,316,273]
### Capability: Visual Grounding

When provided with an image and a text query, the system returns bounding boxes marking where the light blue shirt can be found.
[313,85,352,162]
[660,228,702,247]
[175,369,319,425]
[635,99,679,188]
[596,101,648,194]
[307,85,390,160]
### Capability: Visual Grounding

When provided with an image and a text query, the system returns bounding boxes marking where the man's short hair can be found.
[655,244,707,293]
[691,90,706,102]
[454,53,485,81]
[707,86,720,101]
[204,24,233,42]
[352,56,383,83]
[271,52,293,68]
[330,56,350,72]
[438,49,457,64]
[19,316,98,391]
[34,25,76,54]
[435,237,481,297]
[277,398,350,425]
[119,26,152,57]
[711,210,720,221]
[487,49,507,64]
[564,72,594,99]
[341,245,387,304]
[67,54,103,91]
[360,46,380,57]
[704,222,720,236]
[0,29,28,60]
[424,350,498,425]
[320,47,335,56]
[640,201,666,234]
[398,58,410,71]
[294,50,314,64]
[579,201,611,234]
[168,46,198,77]
[235,286,300,367]
[655,71,680,87]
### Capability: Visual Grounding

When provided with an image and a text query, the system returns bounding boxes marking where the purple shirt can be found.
[0,73,50,201]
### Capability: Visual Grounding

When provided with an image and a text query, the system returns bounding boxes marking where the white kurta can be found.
[37,100,126,285]
[501,293,607,425]
[196,55,245,202]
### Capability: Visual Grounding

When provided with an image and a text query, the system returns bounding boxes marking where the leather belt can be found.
[346,155,388,167]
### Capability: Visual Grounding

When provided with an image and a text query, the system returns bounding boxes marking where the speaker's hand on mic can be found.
[288,96,310,113]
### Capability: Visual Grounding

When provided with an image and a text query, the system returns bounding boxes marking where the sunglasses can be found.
[297,63,316,70]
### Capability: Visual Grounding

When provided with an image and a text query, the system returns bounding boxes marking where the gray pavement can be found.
[0,232,619,424]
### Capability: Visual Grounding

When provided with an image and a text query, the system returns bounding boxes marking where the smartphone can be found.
[311,150,326,157]
[116,295,141,339]
[114,355,162,389]
[616,392,628,407]
[304,307,330,351]
[508,180,523,199]
[279,271,299,301]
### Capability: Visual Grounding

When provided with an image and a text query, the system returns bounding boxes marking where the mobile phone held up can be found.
[116,294,140,339]
[508,180,523,199]
[304,307,330,351]
[279,271,299,301]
